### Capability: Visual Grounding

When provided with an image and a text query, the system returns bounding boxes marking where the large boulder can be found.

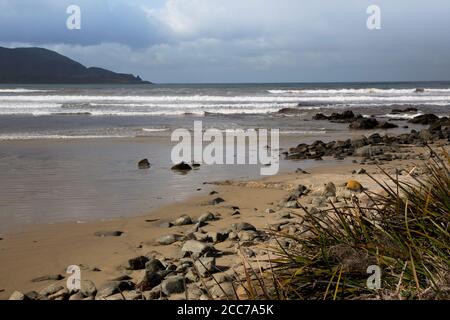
[408,114,439,125]
[161,275,185,296]
[349,118,379,130]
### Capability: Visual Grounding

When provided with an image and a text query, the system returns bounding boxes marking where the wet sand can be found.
[0,154,424,299]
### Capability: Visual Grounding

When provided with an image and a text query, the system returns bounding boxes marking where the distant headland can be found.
[0,46,152,84]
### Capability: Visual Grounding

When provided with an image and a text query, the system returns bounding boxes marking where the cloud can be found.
[1,0,450,82]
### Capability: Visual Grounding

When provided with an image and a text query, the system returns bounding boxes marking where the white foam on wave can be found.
[142,128,169,132]
[268,88,450,94]
[2,94,449,104]
[0,134,129,141]
[381,112,424,119]
[0,88,50,93]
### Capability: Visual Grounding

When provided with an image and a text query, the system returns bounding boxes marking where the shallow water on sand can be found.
[0,136,348,232]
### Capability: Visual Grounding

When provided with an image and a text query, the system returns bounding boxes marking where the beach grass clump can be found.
[261,148,450,300]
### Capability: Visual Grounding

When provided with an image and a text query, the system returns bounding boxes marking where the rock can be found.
[206,231,228,243]
[276,211,292,219]
[209,197,225,205]
[161,275,185,296]
[69,292,84,300]
[181,240,215,258]
[157,234,181,245]
[138,158,151,169]
[354,145,384,158]
[419,129,433,141]
[231,222,256,232]
[80,280,97,297]
[197,212,216,224]
[415,88,425,93]
[277,107,304,115]
[97,281,134,298]
[390,107,418,114]
[24,291,41,300]
[136,271,163,291]
[171,161,192,171]
[349,118,379,130]
[209,190,218,195]
[210,282,236,299]
[284,200,299,208]
[357,168,367,174]
[312,196,327,207]
[185,270,198,283]
[173,215,192,226]
[265,208,275,214]
[194,257,216,277]
[9,291,26,300]
[377,121,398,129]
[238,230,259,241]
[345,180,363,192]
[94,231,123,237]
[322,182,336,198]
[313,110,358,123]
[127,256,149,270]
[31,274,64,282]
[39,284,64,297]
[408,114,439,125]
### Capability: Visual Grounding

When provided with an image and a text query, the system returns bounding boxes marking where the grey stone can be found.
[231,222,256,232]
[97,281,134,298]
[206,231,228,243]
[181,240,215,258]
[39,284,64,297]
[284,200,299,208]
[173,215,192,226]
[161,275,185,295]
[31,274,64,282]
[9,291,26,300]
[127,256,150,270]
[157,234,181,245]
[322,182,336,198]
[197,212,216,223]
[80,280,97,297]
[194,257,216,277]
[145,259,165,274]
[136,270,162,291]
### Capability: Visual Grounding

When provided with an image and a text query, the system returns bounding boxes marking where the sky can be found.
[1,0,450,83]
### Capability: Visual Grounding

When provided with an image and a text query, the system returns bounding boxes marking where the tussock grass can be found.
[259,148,450,300]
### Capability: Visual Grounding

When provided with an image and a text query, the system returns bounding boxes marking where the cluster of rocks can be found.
[10,205,274,300]
[312,110,398,130]
[285,116,450,161]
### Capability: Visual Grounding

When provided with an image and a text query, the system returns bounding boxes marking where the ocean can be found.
[0,81,449,139]
[0,82,448,232]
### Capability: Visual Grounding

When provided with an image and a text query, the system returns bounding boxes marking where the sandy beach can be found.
[0,145,432,299]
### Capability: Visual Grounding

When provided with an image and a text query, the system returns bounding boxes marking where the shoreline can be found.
[0,152,428,299]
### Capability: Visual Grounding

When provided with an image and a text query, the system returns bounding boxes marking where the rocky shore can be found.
[3,110,450,301]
